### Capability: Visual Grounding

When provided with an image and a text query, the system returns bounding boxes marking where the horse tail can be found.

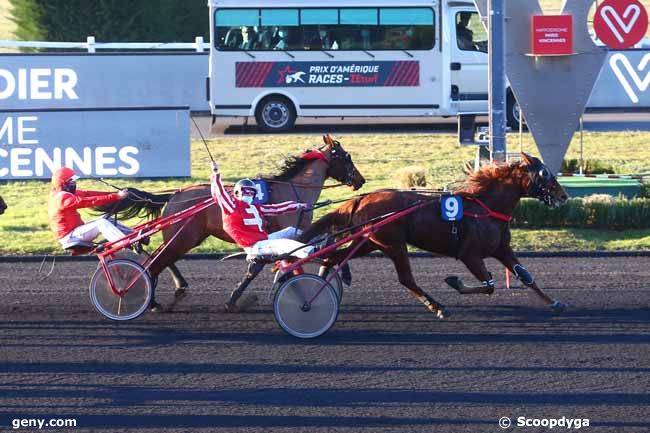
[93,188,173,221]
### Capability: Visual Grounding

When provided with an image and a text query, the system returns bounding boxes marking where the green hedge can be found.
[513,196,650,230]
[9,0,209,43]
[560,158,616,174]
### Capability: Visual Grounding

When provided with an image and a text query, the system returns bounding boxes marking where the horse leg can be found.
[317,262,352,286]
[445,255,495,295]
[140,250,187,291]
[318,238,376,282]
[380,243,445,319]
[147,229,208,312]
[225,261,265,313]
[493,248,568,312]
[166,263,188,290]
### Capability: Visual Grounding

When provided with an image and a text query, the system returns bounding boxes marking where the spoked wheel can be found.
[97,250,158,289]
[272,260,343,303]
[89,259,152,321]
[273,274,339,339]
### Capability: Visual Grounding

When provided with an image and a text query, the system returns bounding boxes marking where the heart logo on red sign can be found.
[594,0,648,49]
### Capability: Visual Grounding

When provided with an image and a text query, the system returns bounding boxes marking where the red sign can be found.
[531,15,573,55]
[594,0,648,49]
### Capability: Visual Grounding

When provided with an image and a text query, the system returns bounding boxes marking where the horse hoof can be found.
[424,302,446,319]
[174,288,187,299]
[149,301,166,313]
[444,276,462,291]
[224,302,241,313]
[549,300,568,314]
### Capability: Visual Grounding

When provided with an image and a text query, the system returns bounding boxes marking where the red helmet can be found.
[51,167,79,188]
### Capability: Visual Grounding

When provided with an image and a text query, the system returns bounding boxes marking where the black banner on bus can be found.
[235,61,419,88]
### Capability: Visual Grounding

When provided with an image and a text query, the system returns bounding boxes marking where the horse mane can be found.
[453,162,526,197]
[265,150,316,182]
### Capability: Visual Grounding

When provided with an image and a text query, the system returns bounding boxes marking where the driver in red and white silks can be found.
[48,167,131,249]
[210,161,314,260]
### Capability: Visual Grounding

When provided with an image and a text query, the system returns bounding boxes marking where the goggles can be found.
[240,187,257,196]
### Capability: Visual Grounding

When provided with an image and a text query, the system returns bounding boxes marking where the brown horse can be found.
[0,195,6,215]
[99,135,365,310]
[300,153,569,318]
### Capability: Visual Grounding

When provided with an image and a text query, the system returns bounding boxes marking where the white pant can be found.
[59,217,131,248]
[245,227,315,260]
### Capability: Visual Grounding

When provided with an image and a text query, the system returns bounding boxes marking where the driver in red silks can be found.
[210,160,315,260]
[48,167,131,249]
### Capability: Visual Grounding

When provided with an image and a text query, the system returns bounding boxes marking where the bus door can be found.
[449,8,488,113]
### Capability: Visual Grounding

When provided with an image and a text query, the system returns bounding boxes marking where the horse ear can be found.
[322,134,331,147]
[520,152,534,166]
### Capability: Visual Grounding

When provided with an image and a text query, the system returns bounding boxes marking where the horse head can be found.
[519,153,569,208]
[320,134,366,191]
[0,195,6,215]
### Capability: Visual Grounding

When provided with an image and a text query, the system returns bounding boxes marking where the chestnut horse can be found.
[300,153,569,319]
[98,135,365,310]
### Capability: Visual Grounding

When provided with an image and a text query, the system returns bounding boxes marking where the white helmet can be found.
[234,178,257,203]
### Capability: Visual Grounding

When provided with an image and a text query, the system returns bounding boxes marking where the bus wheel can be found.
[255,96,296,132]
[506,92,526,130]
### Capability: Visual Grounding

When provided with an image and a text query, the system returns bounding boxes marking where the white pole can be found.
[86,36,96,53]
[195,36,204,52]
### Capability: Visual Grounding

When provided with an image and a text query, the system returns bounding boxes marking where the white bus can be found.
[207,0,513,132]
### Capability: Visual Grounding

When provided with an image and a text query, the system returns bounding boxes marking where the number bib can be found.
[441,195,463,222]
[252,180,268,204]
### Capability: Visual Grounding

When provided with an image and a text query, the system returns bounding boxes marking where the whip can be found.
[191,116,216,164]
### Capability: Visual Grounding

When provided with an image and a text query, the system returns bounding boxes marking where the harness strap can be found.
[290,181,305,230]
[450,221,461,259]
[463,198,512,222]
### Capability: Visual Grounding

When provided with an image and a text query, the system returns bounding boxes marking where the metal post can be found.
[518,105,523,153]
[579,116,584,174]
[488,0,506,163]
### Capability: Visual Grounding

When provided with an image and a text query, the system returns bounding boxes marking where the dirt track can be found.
[0,256,649,432]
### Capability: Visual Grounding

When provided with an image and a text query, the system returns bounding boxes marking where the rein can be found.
[263,179,348,189]
[463,197,513,222]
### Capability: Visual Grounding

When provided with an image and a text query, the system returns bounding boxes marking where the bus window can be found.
[379,8,435,50]
[214,7,435,52]
[215,9,259,50]
[456,11,487,52]
[301,9,338,50]
[261,9,300,51]
[336,8,378,50]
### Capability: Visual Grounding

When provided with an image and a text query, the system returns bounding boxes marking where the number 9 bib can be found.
[441,195,463,222]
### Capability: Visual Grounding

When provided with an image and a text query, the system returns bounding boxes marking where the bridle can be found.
[525,162,559,206]
[320,141,358,188]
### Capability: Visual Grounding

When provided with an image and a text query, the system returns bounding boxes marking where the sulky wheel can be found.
[272,260,343,304]
[89,259,152,321]
[273,274,339,339]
